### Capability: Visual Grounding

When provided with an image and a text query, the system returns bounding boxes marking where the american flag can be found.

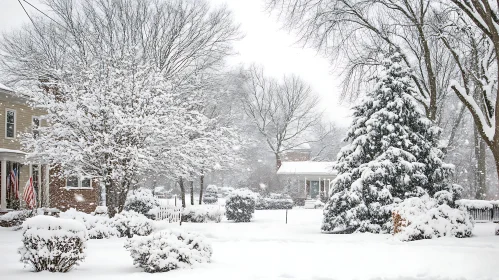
[10,169,19,199]
[22,177,36,209]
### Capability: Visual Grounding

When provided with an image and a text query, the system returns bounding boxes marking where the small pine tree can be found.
[322,50,460,234]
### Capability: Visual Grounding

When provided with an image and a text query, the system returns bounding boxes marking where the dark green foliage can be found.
[322,51,459,234]
[225,190,256,222]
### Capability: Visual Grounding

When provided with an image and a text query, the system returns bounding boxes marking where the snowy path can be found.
[1,209,498,280]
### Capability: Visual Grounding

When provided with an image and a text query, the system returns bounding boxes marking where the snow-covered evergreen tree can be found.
[322,51,460,234]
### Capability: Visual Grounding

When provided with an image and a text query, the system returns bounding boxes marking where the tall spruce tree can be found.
[322,51,460,234]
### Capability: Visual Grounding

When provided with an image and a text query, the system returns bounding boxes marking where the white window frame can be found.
[5,108,16,139]
[65,176,93,189]
[32,116,40,138]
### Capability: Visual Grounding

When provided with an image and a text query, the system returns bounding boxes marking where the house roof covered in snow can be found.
[276,161,337,176]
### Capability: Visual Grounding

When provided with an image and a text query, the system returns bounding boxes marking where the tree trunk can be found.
[199,172,204,205]
[474,127,487,199]
[190,180,194,205]
[275,153,282,170]
[179,177,186,208]
[105,176,117,218]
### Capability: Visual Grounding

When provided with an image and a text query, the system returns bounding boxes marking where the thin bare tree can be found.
[242,65,325,169]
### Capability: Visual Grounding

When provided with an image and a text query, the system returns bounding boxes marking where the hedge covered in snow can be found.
[0,210,36,228]
[203,185,218,204]
[182,205,224,223]
[60,208,118,239]
[124,229,212,273]
[124,188,160,219]
[455,199,499,210]
[393,195,473,241]
[225,189,256,222]
[112,210,153,238]
[19,215,88,272]
[255,194,293,210]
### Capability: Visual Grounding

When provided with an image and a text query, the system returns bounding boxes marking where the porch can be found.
[276,161,337,203]
[0,148,49,212]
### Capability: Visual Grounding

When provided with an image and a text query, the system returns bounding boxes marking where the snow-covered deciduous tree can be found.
[437,0,499,193]
[0,0,241,216]
[322,51,460,234]
[21,54,216,217]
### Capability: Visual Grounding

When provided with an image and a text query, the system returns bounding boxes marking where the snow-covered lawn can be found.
[1,209,498,280]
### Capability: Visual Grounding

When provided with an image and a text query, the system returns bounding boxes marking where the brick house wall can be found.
[48,166,99,213]
[283,150,311,161]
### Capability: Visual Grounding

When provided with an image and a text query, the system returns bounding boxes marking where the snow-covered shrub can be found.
[455,199,498,210]
[203,185,218,204]
[124,188,160,219]
[182,205,224,223]
[255,194,293,210]
[19,215,88,272]
[92,206,108,216]
[60,208,118,239]
[0,210,36,228]
[219,186,235,197]
[112,211,153,238]
[225,189,256,222]
[124,229,212,273]
[393,195,473,241]
[496,224,499,236]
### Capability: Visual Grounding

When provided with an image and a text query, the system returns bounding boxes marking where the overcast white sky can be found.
[0,0,351,125]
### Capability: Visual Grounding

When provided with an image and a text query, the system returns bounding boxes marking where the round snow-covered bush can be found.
[0,210,36,228]
[203,185,218,204]
[125,229,212,273]
[225,189,257,222]
[393,195,473,241]
[124,188,160,219]
[19,215,88,272]
[182,206,224,223]
[112,211,153,238]
[60,209,118,239]
[496,224,499,236]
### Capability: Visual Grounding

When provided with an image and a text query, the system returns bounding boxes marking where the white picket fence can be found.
[155,206,182,223]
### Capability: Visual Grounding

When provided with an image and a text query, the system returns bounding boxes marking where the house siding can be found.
[49,166,99,213]
[0,96,46,150]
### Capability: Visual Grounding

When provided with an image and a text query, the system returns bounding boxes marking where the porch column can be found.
[304,177,307,198]
[37,165,42,207]
[44,165,50,207]
[1,160,6,210]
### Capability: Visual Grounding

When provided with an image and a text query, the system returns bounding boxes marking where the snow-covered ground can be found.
[1,209,498,280]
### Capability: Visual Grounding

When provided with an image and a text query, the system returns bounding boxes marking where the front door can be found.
[310,181,320,199]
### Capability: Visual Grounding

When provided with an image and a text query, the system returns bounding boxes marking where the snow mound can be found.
[112,210,153,238]
[393,195,473,241]
[60,208,118,239]
[19,215,87,272]
[124,229,212,273]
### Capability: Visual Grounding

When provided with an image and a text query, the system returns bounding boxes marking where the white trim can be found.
[65,176,93,190]
[5,108,16,139]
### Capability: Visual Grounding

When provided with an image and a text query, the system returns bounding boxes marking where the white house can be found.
[277,161,337,201]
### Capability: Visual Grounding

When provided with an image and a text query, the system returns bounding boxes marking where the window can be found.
[32,116,40,139]
[5,109,16,138]
[66,176,92,189]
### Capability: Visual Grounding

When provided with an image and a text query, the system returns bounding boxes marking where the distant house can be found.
[0,84,99,214]
[276,145,336,206]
